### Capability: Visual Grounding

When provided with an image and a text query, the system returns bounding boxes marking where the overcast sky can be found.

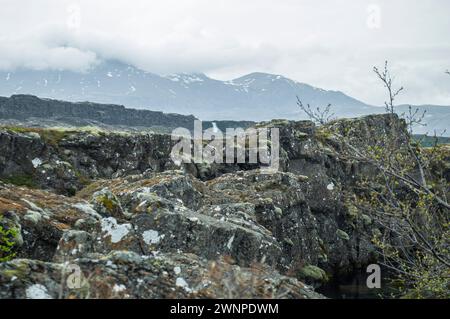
[0,0,449,105]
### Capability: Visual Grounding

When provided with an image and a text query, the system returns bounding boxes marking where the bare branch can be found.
[373,61,404,114]
[403,105,427,135]
[296,96,335,125]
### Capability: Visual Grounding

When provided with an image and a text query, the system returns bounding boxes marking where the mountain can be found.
[1,60,449,134]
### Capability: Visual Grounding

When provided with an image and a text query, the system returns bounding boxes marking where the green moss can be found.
[295,131,309,139]
[345,202,359,220]
[336,229,350,241]
[0,225,19,262]
[1,259,32,278]
[3,126,73,147]
[2,126,32,134]
[1,174,36,188]
[254,119,289,128]
[315,127,334,143]
[360,214,372,226]
[78,182,102,198]
[99,196,115,212]
[299,265,328,282]
[39,130,72,146]
[146,257,163,269]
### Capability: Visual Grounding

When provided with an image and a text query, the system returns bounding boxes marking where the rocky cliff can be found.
[0,94,255,133]
[0,113,413,299]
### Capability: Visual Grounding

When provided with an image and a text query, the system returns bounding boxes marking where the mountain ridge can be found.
[1,60,450,134]
[0,94,254,133]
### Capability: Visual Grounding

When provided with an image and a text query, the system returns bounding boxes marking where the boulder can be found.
[0,251,324,299]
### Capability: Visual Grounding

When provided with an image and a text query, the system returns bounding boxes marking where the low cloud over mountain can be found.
[1,60,449,134]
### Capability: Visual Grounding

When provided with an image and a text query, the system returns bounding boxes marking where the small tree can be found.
[298,62,450,298]
[373,61,404,114]
[343,62,449,298]
[374,61,426,134]
[296,97,335,125]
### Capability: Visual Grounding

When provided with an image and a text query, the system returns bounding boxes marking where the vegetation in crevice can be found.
[0,224,19,262]
[0,174,37,188]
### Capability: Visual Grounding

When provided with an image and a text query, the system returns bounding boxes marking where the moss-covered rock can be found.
[299,265,328,283]
[345,202,359,220]
[360,214,372,226]
[336,229,350,241]
[0,212,23,262]
[0,252,325,299]
[0,174,37,188]
[91,188,124,218]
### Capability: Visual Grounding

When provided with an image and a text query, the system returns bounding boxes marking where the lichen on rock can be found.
[0,113,431,299]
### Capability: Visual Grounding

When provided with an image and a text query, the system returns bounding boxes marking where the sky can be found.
[0,0,449,106]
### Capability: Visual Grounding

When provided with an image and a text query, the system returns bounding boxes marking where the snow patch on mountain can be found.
[0,60,449,134]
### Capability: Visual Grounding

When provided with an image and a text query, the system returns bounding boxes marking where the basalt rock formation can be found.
[0,94,254,133]
[0,113,414,299]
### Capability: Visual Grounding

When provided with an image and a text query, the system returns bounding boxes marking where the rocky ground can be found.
[0,114,427,299]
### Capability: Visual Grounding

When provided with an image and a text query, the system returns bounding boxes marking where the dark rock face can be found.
[0,94,255,133]
[0,94,198,130]
[0,128,176,195]
[0,113,406,196]
[0,113,415,299]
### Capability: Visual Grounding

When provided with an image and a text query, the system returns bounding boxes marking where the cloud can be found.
[0,0,449,105]
[0,27,98,71]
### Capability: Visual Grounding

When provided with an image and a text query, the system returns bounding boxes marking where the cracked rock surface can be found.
[0,114,417,299]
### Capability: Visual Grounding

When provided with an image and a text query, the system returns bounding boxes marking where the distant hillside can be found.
[1,60,450,134]
[0,61,373,121]
[0,95,253,132]
[413,134,450,147]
